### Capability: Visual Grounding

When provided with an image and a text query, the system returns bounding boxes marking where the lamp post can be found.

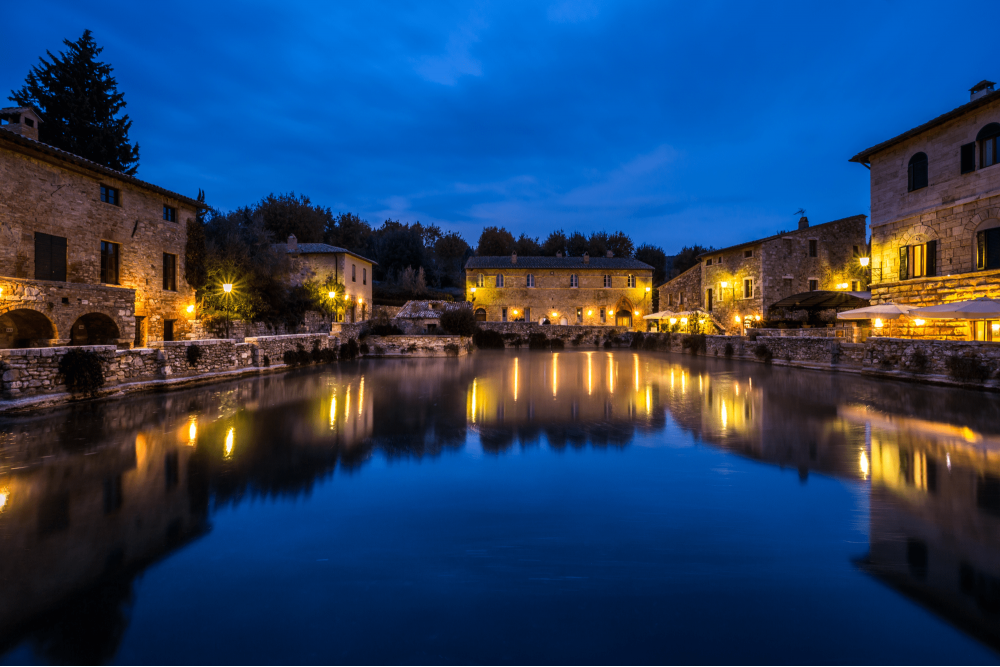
[222,282,233,339]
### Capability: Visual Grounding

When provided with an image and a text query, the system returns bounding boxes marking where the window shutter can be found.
[961,143,976,174]
[51,235,67,281]
[34,233,51,280]
[898,245,909,280]
[978,231,987,269]
[925,240,936,277]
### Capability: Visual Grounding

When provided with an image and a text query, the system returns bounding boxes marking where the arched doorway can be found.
[614,297,634,327]
[474,308,487,322]
[70,313,120,346]
[0,309,57,348]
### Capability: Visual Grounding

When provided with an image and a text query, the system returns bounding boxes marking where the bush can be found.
[572,333,586,347]
[683,334,706,355]
[310,341,324,363]
[946,355,991,383]
[472,328,505,349]
[528,333,549,350]
[340,339,360,360]
[878,355,897,371]
[359,342,370,356]
[908,349,929,373]
[186,344,204,367]
[753,343,773,364]
[58,348,105,396]
[724,342,734,358]
[443,343,460,355]
[440,308,477,337]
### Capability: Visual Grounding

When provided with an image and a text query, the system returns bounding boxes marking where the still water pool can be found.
[2,350,1000,664]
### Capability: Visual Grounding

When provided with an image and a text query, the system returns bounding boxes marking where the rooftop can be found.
[465,255,654,271]
[272,242,378,265]
[0,126,204,208]
[697,214,867,259]
[395,300,470,319]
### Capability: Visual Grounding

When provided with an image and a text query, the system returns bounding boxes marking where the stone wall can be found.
[188,311,334,341]
[151,339,254,377]
[478,322,632,347]
[363,335,471,357]
[0,135,198,344]
[244,333,335,366]
[658,264,702,311]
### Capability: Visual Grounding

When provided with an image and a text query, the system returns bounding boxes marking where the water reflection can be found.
[1,351,1000,661]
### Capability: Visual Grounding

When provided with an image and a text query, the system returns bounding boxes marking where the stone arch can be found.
[474,308,487,322]
[898,223,938,247]
[0,308,57,349]
[69,313,121,346]
[614,297,634,328]
[973,217,1000,270]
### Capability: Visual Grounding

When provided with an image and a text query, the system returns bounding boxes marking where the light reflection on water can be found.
[1,350,1000,663]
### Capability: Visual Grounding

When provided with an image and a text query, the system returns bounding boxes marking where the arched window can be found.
[978,123,1000,168]
[526,274,535,287]
[476,274,484,288]
[495,274,504,288]
[474,308,487,322]
[976,219,1000,270]
[908,152,928,191]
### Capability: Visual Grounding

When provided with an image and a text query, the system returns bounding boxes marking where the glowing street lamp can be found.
[223,283,233,293]
[859,257,870,267]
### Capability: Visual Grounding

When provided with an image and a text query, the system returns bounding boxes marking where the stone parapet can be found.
[363,335,472,357]
[478,322,631,348]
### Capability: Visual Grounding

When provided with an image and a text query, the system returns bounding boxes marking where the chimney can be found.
[287,234,298,252]
[583,252,590,265]
[556,250,563,258]
[798,216,809,230]
[970,80,997,102]
[0,107,42,141]
[606,250,614,258]
[511,251,517,264]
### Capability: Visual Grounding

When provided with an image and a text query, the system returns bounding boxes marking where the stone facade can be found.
[852,84,1000,339]
[393,300,471,334]
[363,335,472,357]
[465,254,654,330]
[0,126,200,347]
[477,322,631,347]
[658,264,702,311]
[700,215,868,333]
[273,236,375,323]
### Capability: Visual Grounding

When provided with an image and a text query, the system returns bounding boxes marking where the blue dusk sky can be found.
[2,0,995,252]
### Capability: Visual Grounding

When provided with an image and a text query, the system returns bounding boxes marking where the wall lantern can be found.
[186,304,195,314]
[734,315,741,323]
[328,291,336,299]
[754,315,761,321]
[720,281,730,288]
[358,297,363,304]
[512,309,518,315]
[588,309,593,316]
[551,311,558,317]
[993,323,1000,334]
[874,318,884,328]
[859,257,870,267]
[470,287,476,294]
[837,283,849,290]
[222,283,233,293]
[914,318,925,326]
[681,318,688,325]
[669,318,677,325]
[634,310,639,316]
[645,287,651,293]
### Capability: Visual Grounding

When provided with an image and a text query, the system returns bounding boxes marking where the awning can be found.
[769,291,871,311]
[837,303,914,320]
[642,310,675,320]
[909,297,1000,319]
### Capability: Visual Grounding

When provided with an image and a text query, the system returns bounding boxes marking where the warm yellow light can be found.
[188,418,197,445]
[860,257,870,267]
[328,291,336,299]
[860,451,869,479]
[224,427,235,459]
[734,315,741,323]
[914,318,925,326]
[186,304,195,314]
[358,297,363,304]
[588,310,593,316]
[470,287,476,294]
[552,311,558,317]
[874,318,884,328]
[669,318,677,324]
[754,315,761,321]
[222,283,233,293]
[720,281,729,288]
[634,310,639,316]
[512,309,518,315]
[993,323,1000,333]
[0,488,8,513]
[681,317,688,324]
[645,286,651,293]
[837,283,849,290]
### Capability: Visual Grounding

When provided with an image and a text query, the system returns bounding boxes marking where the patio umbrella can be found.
[641,310,674,320]
[836,303,914,320]
[909,297,1000,319]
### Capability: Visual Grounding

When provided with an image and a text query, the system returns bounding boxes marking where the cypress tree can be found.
[9,29,140,175]
[185,189,208,290]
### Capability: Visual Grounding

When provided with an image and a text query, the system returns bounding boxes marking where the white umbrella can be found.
[642,310,674,320]
[836,303,915,320]
[909,297,1000,319]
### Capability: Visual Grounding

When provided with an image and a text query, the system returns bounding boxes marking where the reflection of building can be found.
[273,235,376,323]
[465,253,654,328]
[0,111,201,347]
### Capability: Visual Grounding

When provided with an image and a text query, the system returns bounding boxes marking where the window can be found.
[163,205,176,222]
[100,241,120,284]
[705,258,713,266]
[961,142,977,174]
[352,264,356,282]
[100,185,119,206]
[162,253,177,290]
[900,241,937,279]
[577,307,583,323]
[744,249,753,258]
[853,245,860,257]
[627,275,636,288]
[603,275,612,288]
[978,123,1000,168]
[526,274,535,287]
[34,232,67,281]
[570,274,578,288]
[475,308,487,322]
[808,240,817,257]
[363,268,367,285]
[743,278,753,299]
[600,308,606,323]
[977,227,1000,270]
[496,274,504,287]
[502,307,508,322]
[808,279,818,291]
[973,320,1000,342]
[524,307,530,322]
[164,319,175,342]
[477,274,485,288]
[907,152,928,191]
[706,288,713,312]
[851,280,860,291]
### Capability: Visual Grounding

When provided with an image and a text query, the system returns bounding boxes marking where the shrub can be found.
[186,344,204,367]
[368,321,403,336]
[295,343,311,365]
[528,333,550,350]
[683,334,706,355]
[550,338,565,350]
[472,328,506,349]
[443,343,460,355]
[724,342,734,358]
[310,341,324,364]
[58,348,105,396]
[630,332,645,349]
[359,342,370,356]
[440,308,477,337]
[946,354,991,383]
[340,338,360,360]
[908,349,929,373]
[572,333,586,347]
[753,343,773,364]
[878,355,897,371]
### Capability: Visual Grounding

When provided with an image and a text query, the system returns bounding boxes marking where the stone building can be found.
[0,108,201,348]
[657,264,703,312]
[272,235,375,323]
[464,252,654,329]
[393,300,470,334]
[850,80,1000,340]
[699,215,869,333]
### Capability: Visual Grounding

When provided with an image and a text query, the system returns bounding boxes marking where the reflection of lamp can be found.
[860,257,870,267]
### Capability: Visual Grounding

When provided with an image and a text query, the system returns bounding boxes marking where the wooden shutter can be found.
[979,231,987,269]
[51,235,66,281]
[898,245,909,280]
[34,233,51,280]
[961,143,976,174]
[925,240,936,277]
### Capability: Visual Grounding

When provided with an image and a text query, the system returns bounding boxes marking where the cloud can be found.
[413,15,487,85]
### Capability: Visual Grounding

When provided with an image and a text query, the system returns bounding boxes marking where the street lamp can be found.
[859,257,870,267]
[222,283,234,339]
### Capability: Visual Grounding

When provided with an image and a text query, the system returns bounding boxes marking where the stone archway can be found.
[0,308,57,349]
[70,313,120,346]
[474,308,487,322]
[614,297,634,327]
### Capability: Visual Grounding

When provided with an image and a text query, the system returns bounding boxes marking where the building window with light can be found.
[899,241,937,279]
[577,307,582,323]
[603,275,612,288]
[496,274,504,288]
[973,320,1000,341]
[570,274,578,287]
[477,274,485,288]
[743,278,753,299]
[600,308,606,323]
[526,274,535,287]
[627,275,636,288]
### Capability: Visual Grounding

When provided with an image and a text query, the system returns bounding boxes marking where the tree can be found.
[10,30,140,174]
[254,192,331,244]
[635,243,668,285]
[588,231,609,257]
[672,244,714,276]
[606,231,634,258]
[566,231,589,256]
[541,230,568,255]
[184,189,208,290]
[477,226,515,255]
[513,233,541,256]
[433,231,472,287]
[368,221,424,280]
[324,212,372,253]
